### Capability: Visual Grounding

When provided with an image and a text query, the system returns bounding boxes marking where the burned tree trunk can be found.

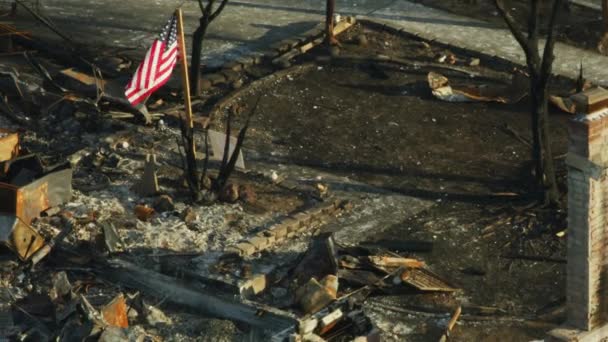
[531,77,559,204]
[190,0,229,96]
[495,0,561,206]
[599,0,608,54]
[325,0,338,46]
[189,20,210,96]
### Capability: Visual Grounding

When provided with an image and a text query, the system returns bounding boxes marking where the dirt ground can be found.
[0,14,577,342]
[223,22,572,341]
[410,0,606,53]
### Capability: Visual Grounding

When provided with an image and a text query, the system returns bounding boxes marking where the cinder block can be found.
[235,242,256,256]
[241,274,267,297]
[223,61,243,72]
[269,224,288,240]
[224,246,242,256]
[292,212,312,226]
[283,218,300,233]
[248,236,269,251]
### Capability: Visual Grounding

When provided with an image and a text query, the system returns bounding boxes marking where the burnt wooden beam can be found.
[93,258,297,332]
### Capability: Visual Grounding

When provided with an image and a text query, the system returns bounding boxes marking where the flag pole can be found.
[175,8,195,155]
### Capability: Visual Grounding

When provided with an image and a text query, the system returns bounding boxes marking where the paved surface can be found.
[571,0,603,11]
[7,0,608,83]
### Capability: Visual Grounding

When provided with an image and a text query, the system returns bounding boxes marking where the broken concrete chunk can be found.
[51,271,72,299]
[282,218,301,234]
[145,303,172,326]
[293,233,338,287]
[98,326,127,342]
[223,61,243,72]
[153,194,175,212]
[132,154,159,197]
[208,130,246,170]
[224,246,243,257]
[241,274,267,297]
[269,224,288,240]
[298,317,319,335]
[221,69,240,82]
[302,333,325,342]
[235,242,256,256]
[319,275,338,298]
[295,278,336,315]
[102,222,123,253]
[291,212,311,226]
[204,73,226,85]
[248,236,269,251]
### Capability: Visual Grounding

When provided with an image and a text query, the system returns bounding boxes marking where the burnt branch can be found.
[540,0,564,84]
[494,0,533,58]
[210,0,229,21]
[178,113,201,199]
[220,111,232,172]
[528,0,540,45]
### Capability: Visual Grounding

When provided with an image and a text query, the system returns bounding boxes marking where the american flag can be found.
[125,14,179,106]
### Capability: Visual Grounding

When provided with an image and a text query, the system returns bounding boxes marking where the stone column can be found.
[550,88,608,341]
[566,108,608,330]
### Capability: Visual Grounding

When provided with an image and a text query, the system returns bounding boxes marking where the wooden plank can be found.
[368,256,425,269]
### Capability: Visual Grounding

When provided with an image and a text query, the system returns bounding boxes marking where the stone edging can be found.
[224,199,351,257]
[199,17,356,93]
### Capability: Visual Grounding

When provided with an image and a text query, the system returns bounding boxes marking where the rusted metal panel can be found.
[0,162,72,224]
[101,294,129,328]
[0,214,45,260]
[0,129,19,162]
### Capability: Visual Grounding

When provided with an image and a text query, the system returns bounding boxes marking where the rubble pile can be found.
[0,9,474,342]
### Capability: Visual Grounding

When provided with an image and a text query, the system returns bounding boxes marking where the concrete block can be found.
[240,274,267,297]
[224,246,242,256]
[223,61,243,72]
[306,205,327,219]
[295,278,336,315]
[221,69,240,82]
[283,218,300,234]
[235,242,256,256]
[236,55,255,67]
[269,224,288,240]
[204,73,226,85]
[292,212,312,226]
[248,236,269,251]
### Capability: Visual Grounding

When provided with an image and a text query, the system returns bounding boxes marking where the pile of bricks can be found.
[224,199,350,258]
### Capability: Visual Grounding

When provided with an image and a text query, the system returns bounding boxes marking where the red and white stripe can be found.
[125,39,178,106]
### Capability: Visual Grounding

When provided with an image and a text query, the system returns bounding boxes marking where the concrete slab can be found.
[549,323,608,341]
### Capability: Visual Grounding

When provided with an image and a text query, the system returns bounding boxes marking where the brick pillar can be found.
[566,91,608,331]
